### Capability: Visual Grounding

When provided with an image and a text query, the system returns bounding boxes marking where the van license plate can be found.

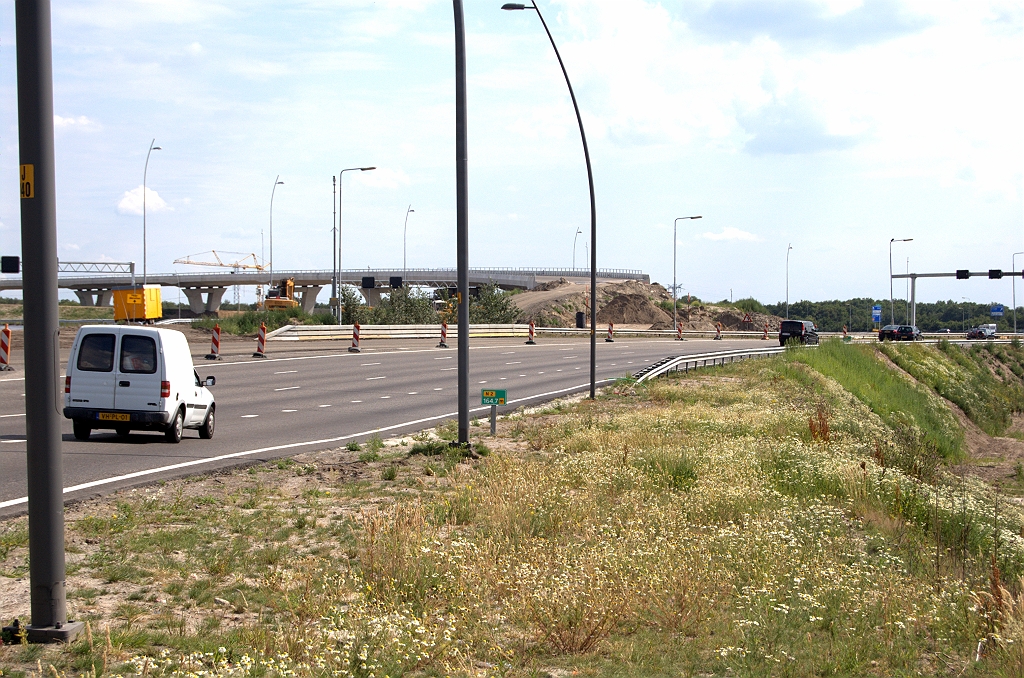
[98,413,130,422]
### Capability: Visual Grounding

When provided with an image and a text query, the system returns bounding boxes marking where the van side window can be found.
[120,335,158,374]
[77,334,116,372]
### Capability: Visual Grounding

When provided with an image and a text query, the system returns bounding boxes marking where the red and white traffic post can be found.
[0,324,12,371]
[349,322,362,353]
[438,321,449,348]
[676,321,683,341]
[252,322,267,358]
[525,320,536,345]
[205,323,221,360]
[605,322,614,342]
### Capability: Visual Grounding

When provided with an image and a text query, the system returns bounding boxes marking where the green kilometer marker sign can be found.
[481,389,506,406]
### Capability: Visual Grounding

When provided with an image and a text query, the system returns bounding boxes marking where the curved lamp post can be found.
[269,176,284,288]
[572,227,582,270]
[889,237,912,325]
[502,1,598,398]
[337,166,376,318]
[672,216,701,331]
[786,243,793,319]
[142,139,161,285]
[404,205,415,275]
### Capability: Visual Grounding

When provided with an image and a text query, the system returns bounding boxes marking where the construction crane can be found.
[173,251,266,308]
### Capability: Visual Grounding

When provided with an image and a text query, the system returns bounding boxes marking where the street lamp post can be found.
[1013,252,1024,334]
[962,297,968,332]
[786,243,793,319]
[403,205,415,276]
[269,176,283,289]
[572,228,582,269]
[502,0,598,398]
[332,176,337,317]
[889,237,912,325]
[142,138,161,286]
[337,166,376,319]
[672,216,702,332]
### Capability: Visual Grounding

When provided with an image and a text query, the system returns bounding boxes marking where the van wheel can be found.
[165,409,184,444]
[115,426,130,438]
[73,420,91,441]
[199,406,215,440]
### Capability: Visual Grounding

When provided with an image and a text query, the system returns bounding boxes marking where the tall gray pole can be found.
[454,0,470,444]
[142,139,160,286]
[270,176,282,288]
[1013,252,1023,334]
[403,205,414,275]
[502,1,597,398]
[672,216,701,332]
[786,243,792,319]
[332,176,338,320]
[14,0,81,642]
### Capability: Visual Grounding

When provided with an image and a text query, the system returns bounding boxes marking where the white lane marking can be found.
[0,377,25,383]
[366,376,386,381]
[627,361,633,364]
[501,352,515,354]
[282,409,297,413]
[478,381,487,384]
[434,356,453,360]
[0,413,26,418]
[433,388,443,391]
[559,348,572,351]
[2,439,25,444]
[500,377,507,380]
[241,414,259,418]
[519,374,526,377]
[556,369,562,372]
[538,371,545,374]
[505,361,521,364]
[563,356,578,359]
[361,362,381,366]
[408,392,418,395]
[319,404,332,408]
[274,370,298,374]
[274,386,300,392]
[351,400,363,403]
[621,352,635,355]
[441,367,457,371]
[380,396,391,399]
[575,367,580,370]
[0,379,617,510]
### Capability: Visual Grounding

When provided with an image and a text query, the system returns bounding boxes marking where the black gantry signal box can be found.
[389,276,403,289]
[0,256,18,274]
[990,270,1004,279]
[361,276,375,289]
[956,269,970,280]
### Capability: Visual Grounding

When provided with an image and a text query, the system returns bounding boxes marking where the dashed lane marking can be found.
[282,409,297,413]
[433,388,443,391]
[0,378,618,511]
[501,352,515,354]
[241,414,259,418]
[506,361,521,364]
[319,404,332,408]
[381,396,391,399]
[366,376,386,380]
[351,400,363,403]
[361,362,381,366]
[562,356,577,359]
[274,386,300,392]
[441,367,457,371]
[0,414,26,418]
[435,356,453,360]
[478,381,487,384]
[408,392,418,395]
[274,370,298,374]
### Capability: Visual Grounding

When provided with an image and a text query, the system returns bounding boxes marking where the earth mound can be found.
[595,294,672,325]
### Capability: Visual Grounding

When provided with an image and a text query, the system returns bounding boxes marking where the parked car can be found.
[64,325,216,442]
[779,320,819,346]
[879,325,921,341]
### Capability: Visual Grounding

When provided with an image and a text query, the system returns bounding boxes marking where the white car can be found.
[64,326,216,443]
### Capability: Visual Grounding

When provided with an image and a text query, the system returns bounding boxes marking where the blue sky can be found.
[0,0,1021,308]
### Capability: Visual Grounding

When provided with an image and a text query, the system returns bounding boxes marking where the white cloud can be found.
[117,186,172,216]
[701,227,762,242]
[186,42,203,55]
[54,114,99,130]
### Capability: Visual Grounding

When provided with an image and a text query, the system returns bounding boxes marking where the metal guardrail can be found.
[267,324,783,341]
[633,346,794,383]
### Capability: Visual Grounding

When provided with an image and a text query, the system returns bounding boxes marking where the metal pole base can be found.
[3,619,84,644]
[251,352,267,358]
[204,355,221,361]
[437,342,448,348]
[348,347,361,353]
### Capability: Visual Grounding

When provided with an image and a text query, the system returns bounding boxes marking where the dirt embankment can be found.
[512,278,783,331]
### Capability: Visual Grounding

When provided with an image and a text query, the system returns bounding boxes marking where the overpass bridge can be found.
[0,267,649,314]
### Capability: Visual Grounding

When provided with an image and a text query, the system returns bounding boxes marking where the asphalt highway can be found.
[0,336,768,514]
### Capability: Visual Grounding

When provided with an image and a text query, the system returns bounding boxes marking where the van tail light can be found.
[160,381,171,398]
[64,375,71,394]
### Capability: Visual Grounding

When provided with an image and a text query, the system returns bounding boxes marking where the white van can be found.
[64,326,216,443]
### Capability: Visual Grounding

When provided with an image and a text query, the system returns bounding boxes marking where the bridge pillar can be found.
[73,290,95,306]
[296,286,321,314]
[182,289,207,314]
[205,288,227,313]
[97,290,113,307]
[359,287,383,307]
[182,287,227,314]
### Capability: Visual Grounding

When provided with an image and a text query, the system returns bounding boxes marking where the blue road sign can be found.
[992,305,1004,317]
[871,305,882,322]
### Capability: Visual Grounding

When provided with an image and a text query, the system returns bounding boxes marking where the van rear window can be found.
[120,335,157,374]
[780,321,804,332]
[77,334,116,372]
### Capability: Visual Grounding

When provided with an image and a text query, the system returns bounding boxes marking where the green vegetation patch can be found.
[881,340,1024,436]
[784,339,964,459]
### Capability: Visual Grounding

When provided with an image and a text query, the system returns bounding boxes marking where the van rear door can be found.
[69,329,119,409]
[113,332,162,412]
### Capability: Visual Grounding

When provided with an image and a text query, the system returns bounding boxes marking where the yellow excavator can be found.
[264,278,300,311]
